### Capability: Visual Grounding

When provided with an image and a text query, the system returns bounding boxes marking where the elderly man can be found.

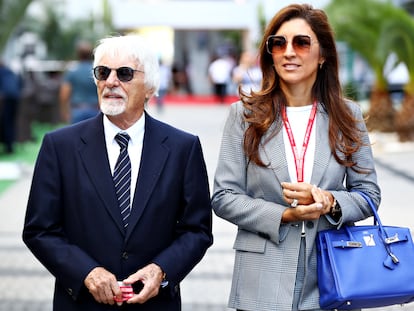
[23,35,213,311]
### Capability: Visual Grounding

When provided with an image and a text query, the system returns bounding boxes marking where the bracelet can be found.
[330,198,341,216]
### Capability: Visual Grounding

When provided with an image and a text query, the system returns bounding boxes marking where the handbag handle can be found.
[353,190,383,227]
[353,191,400,266]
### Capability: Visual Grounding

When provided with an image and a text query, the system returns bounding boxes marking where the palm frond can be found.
[0,0,33,53]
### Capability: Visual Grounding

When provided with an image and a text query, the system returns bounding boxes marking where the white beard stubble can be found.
[100,100,126,116]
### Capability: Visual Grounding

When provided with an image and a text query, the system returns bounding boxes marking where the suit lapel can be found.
[262,121,291,183]
[310,109,332,185]
[126,113,169,239]
[78,114,126,234]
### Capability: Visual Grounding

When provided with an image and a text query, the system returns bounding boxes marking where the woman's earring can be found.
[319,62,324,69]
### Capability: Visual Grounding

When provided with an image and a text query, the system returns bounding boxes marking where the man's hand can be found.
[122,263,165,304]
[84,267,121,305]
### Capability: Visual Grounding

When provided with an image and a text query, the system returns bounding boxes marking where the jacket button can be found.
[122,252,128,259]
[306,221,314,229]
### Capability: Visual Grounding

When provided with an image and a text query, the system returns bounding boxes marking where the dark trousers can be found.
[213,83,227,104]
[0,97,19,153]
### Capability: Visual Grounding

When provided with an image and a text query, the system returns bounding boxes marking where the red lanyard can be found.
[281,101,317,182]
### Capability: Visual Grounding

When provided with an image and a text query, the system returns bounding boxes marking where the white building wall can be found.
[106,0,331,94]
[109,0,264,94]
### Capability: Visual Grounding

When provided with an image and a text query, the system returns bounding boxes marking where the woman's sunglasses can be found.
[93,66,144,82]
[266,35,316,55]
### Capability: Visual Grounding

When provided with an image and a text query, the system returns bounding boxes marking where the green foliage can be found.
[343,81,360,101]
[0,0,33,54]
[326,0,392,90]
[257,2,267,48]
[19,0,115,60]
[0,0,115,60]
[378,8,414,94]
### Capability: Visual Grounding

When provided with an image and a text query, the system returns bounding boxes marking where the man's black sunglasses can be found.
[93,66,144,82]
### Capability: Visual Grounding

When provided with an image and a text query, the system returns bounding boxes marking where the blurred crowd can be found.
[0,60,62,155]
[0,45,262,154]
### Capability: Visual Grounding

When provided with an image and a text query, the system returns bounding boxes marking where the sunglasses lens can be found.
[94,66,111,80]
[267,36,287,54]
[266,35,312,54]
[273,37,287,49]
[93,66,136,82]
[292,35,312,51]
[116,67,134,82]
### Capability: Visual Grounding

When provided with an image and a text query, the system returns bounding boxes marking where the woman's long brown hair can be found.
[242,4,365,171]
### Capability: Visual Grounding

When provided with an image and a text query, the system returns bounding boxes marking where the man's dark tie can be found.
[113,133,131,229]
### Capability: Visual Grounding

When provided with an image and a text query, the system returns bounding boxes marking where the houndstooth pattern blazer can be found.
[211,100,381,311]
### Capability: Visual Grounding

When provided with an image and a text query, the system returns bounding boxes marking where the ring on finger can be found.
[291,198,298,208]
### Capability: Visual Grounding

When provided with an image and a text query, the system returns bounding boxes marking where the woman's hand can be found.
[281,182,315,206]
[281,182,333,222]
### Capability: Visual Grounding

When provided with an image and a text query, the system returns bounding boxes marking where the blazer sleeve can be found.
[211,102,286,243]
[151,135,213,284]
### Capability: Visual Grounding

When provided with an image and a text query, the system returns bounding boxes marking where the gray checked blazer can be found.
[211,100,381,311]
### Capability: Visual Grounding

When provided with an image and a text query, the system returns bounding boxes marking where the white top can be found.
[104,114,145,203]
[282,104,316,184]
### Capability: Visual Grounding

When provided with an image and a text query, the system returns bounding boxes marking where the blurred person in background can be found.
[208,53,235,104]
[60,41,99,124]
[155,59,171,112]
[232,50,262,95]
[23,34,213,311]
[0,60,23,154]
[211,4,380,311]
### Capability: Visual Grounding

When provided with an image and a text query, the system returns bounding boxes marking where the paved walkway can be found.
[1,104,414,310]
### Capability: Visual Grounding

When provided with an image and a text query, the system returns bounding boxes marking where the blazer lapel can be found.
[310,109,332,185]
[78,114,126,234]
[125,113,169,239]
[262,121,291,184]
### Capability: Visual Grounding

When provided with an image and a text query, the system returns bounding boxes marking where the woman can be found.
[211,4,381,311]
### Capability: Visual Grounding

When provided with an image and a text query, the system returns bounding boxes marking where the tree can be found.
[0,0,33,54]
[20,0,114,60]
[380,11,414,141]
[325,0,397,132]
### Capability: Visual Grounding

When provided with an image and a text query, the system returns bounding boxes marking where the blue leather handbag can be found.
[317,191,414,310]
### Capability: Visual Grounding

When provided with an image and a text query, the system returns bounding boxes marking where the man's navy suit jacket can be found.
[23,112,213,310]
